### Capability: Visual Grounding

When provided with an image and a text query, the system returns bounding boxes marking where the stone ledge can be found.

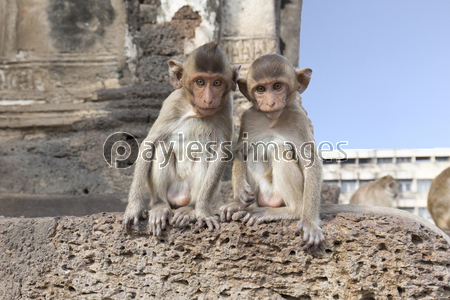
[1,212,449,299]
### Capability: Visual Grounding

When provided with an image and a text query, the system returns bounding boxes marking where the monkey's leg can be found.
[221,153,256,222]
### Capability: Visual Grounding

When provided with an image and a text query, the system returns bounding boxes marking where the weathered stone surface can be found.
[0,0,127,98]
[0,212,449,299]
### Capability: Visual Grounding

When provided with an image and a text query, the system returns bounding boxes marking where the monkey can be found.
[220,53,325,248]
[220,54,450,247]
[428,167,450,235]
[350,175,400,207]
[123,42,241,235]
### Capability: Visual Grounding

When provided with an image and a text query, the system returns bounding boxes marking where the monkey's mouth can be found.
[263,109,284,120]
[195,106,219,116]
[196,106,219,112]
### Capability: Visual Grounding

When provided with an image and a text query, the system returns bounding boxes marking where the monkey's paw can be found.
[220,202,246,222]
[123,204,147,234]
[170,207,196,228]
[148,207,173,236]
[296,220,324,249]
[236,181,256,206]
[197,215,220,231]
[237,207,273,226]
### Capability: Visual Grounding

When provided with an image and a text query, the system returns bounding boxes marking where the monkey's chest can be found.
[161,121,216,179]
[246,135,297,163]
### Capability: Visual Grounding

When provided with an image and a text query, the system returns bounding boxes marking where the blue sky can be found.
[300,1,450,149]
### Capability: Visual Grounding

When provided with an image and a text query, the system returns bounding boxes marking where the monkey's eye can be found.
[256,86,266,92]
[273,83,283,90]
[213,80,222,86]
[196,79,205,86]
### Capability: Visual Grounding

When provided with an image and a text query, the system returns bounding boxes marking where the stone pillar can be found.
[220,0,280,76]
[219,0,303,132]
[280,0,303,67]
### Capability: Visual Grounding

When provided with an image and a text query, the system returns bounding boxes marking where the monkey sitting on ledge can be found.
[220,54,450,248]
[350,175,400,207]
[123,42,240,235]
[428,167,450,235]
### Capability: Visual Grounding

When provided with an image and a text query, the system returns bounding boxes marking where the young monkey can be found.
[221,54,325,248]
[123,42,240,235]
[221,54,450,248]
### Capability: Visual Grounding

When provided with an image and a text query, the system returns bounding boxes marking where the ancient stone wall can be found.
[1,212,449,299]
[0,0,303,199]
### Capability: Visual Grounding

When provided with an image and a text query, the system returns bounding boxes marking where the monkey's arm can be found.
[293,94,314,134]
[296,147,324,248]
[232,151,255,205]
[321,204,450,245]
[123,156,151,234]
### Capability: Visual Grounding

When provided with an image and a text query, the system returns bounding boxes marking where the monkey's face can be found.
[188,72,229,117]
[252,79,289,120]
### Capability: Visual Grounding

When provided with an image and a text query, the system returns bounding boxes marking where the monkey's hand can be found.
[170,206,196,228]
[219,202,247,222]
[123,203,147,234]
[296,220,325,249]
[197,215,220,231]
[236,181,256,206]
[148,206,173,236]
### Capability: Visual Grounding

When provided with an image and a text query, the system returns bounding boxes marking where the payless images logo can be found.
[103,132,139,169]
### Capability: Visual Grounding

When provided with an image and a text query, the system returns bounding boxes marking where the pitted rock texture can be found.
[1,212,449,299]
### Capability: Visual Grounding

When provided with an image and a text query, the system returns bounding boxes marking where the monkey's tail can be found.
[320,204,450,245]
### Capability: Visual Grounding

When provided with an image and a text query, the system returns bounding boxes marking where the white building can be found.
[321,148,450,221]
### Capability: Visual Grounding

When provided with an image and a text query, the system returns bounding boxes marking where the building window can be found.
[396,157,411,163]
[324,180,339,186]
[358,158,372,164]
[436,156,449,162]
[341,180,357,194]
[399,207,414,214]
[417,179,432,193]
[339,158,356,164]
[359,180,372,186]
[416,156,431,162]
[397,179,412,192]
[418,207,432,220]
[377,157,393,164]
[323,159,338,164]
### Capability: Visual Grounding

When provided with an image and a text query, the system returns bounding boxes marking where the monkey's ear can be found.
[296,68,312,94]
[231,65,241,91]
[237,78,251,101]
[168,60,184,89]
